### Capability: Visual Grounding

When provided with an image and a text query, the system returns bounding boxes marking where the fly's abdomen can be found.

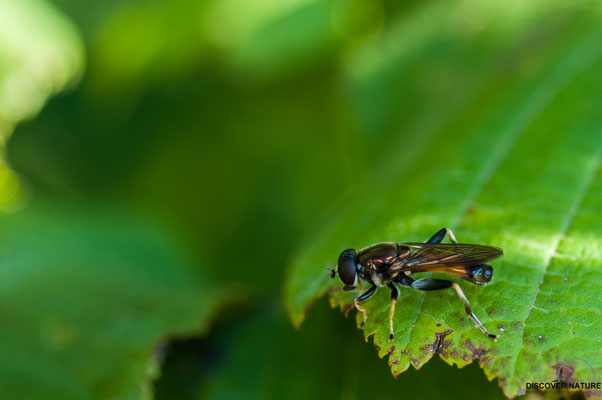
[403,264,493,285]
[467,264,493,284]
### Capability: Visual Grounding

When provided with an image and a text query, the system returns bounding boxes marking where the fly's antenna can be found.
[319,266,337,283]
[322,266,337,279]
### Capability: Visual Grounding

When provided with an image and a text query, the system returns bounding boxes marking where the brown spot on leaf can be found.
[435,330,453,353]
[463,339,489,361]
[553,362,575,384]
[423,330,454,356]
[436,323,442,327]
[439,338,454,357]
[392,359,399,365]
[328,287,342,306]
[387,346,396,355]
[411,358,420,368]
[304,302,313,318]
[342,303,354,317]
[510,321,523,330]
[375,344,381,352]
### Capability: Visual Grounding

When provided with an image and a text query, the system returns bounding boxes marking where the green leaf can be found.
[89,0,377,90]
[175,301,505,400]
[285,0,602,397]
[0,202,225,399]
[0,0,83,127]
[0,0,83,210]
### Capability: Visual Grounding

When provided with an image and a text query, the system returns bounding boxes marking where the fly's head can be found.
[332,248,359,291]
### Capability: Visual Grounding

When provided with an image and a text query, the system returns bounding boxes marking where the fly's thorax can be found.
[355,242,406,287]
[356,242,399,272]
[357,267,384,286]
[370,272,387,287]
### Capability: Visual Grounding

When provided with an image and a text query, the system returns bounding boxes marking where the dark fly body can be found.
[332,228,503,341]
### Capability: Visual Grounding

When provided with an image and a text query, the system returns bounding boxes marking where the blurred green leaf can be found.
[0,201,225,399]
[0,0,83,210]
[166,300,504,400]
[89,0,209,94]
[0,0,83,128]
[285,0,602,397]
[88,0,384,91]
[218,0,385,84]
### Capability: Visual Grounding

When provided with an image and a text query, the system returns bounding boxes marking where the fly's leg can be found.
[354,285,376,329]
[410,278,498,340]
[426,227,458,244]
[450,282,498,339]
[387,283,399,341]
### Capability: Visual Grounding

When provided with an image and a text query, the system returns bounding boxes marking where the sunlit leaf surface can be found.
[285,0,602,396]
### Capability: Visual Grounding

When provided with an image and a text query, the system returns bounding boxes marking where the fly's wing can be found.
[391,243,503,285]
[395,243,503,268]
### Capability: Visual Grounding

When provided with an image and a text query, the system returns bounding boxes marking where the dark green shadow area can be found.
[155,299,505,400]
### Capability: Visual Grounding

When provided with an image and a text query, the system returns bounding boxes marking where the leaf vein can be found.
[451,30,602,228]
[510,145,602,379]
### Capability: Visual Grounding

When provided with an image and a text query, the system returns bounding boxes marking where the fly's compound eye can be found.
[337,249,358,288]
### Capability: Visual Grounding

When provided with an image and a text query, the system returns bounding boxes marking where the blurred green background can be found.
[1,0,600,398]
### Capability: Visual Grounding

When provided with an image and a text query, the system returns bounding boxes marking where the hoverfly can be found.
[331,228,503,341]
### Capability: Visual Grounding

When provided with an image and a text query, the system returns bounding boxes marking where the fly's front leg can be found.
[387,283,399,341]
[426,227,458,244]
[410,278,498,340]
[354,285,376,328]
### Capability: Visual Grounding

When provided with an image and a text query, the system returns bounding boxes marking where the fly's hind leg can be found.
[387,283,399,341]
[410,278,498,340]
[426,227,458,244]
[354,285,376,329]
